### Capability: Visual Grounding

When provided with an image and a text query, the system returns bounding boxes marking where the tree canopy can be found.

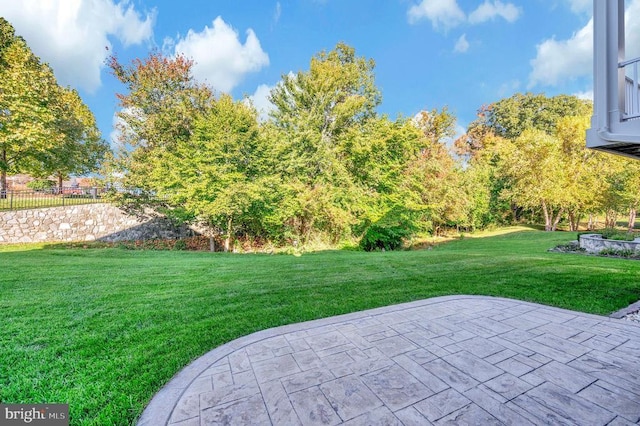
[0,18,107,195]
[106,44,640,251]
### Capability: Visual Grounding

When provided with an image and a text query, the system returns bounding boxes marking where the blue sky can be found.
[1,0,639,145]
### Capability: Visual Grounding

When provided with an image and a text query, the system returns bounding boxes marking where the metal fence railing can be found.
[0,187,109,211]
[621,56,640,120]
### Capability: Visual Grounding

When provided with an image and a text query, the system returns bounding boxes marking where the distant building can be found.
[587,0,640,158]
[5,174,31,191]
[5,175,94,191]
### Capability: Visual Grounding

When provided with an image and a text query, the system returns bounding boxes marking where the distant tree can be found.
[498,129,571,231]
[603,157,640,231]
[0,18,57,196]
[555,115,609,231]
[413,107,456,144]
[108,51,213,191]
[343,116,420,195]
[472,93,592,140]
[460,160,494,230]
[269,42,380,150]
[404,108,467,234]
[457,94,599,230]
[40,87,109,189]
[0,18,106,195]
[345,108,466,237]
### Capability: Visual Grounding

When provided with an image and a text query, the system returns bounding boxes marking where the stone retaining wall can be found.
[0,203,192,244]
[579,233,640,253]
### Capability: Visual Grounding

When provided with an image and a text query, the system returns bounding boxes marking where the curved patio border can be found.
[137,295,640,425]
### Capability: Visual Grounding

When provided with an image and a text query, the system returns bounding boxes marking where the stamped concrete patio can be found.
[138,295,640,425]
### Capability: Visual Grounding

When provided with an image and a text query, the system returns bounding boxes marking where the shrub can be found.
[172,239,187,251]
[599,228,637,241]
[26,179,55,191]
[551,242,584,253]
[598,247,637,257]
[359,224,411,252]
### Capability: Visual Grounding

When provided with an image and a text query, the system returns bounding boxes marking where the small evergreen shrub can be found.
[359,224,410,252]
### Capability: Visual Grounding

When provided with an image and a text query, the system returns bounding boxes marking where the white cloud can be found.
[246,84,276,122]
[564,0,591,15]
[109,111,126,150]
[170,16,269,94]
[274,2,282,25]
[468,1,521,24]
[528,19,592,88]
[0,0,155,93]
[109,106,144,153]
[529,0,640,88]
[408,0,520,30]
[454,34,469,53]
[573,90,593,101]
[408,0,466,30]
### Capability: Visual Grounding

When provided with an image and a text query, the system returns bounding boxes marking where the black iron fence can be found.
[0,187,109,211]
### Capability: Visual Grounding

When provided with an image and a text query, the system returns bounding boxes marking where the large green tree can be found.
[458,93,601,231]
[110,52,281,250]
[476,93,592,140]
[40,87,108,189]
[109,51,213,191]
[555,115,609,231]
[498,129,572,231]
[399,109,466,234]
[602,157,640,230]
[0,18,57,195]
[0,18,106,195]
[147,95,267,251]
[267,43,382,243]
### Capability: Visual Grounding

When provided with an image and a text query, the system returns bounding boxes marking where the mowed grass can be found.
[0,195,100,211]
[1,227,639,425]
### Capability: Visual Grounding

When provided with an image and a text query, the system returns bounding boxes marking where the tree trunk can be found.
[209,236,215,252]
[629,206,637,232]
[57,173,63,191]
[605,209,617,229]
[568,211,575,231]
[567,211,581,232]
[225,217,232,252]
[587,214,594,231]
[304,217,315,244]
[542,201,552,231]
[551,208,564,232]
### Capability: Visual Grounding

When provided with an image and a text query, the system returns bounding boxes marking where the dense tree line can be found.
[0,18,107,196]
[107,43,640,251]
[457,93,639,233]
[2,14,635,250]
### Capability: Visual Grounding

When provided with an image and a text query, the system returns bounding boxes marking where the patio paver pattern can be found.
[138,296,640,425]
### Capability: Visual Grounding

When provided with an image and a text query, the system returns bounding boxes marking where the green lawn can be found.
[0,195,101,211]
[1,227,639,425]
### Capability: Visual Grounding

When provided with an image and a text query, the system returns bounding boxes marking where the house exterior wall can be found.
[587,0,640,157]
